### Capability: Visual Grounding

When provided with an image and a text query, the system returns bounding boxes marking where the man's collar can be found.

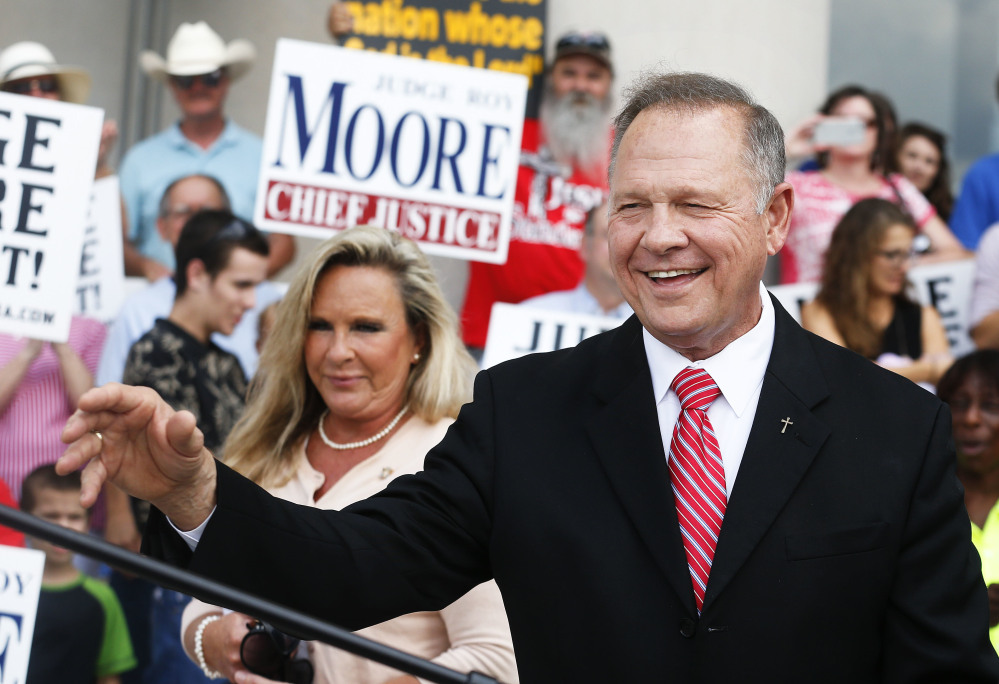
[644,282,775,416]
[167,119,238,150]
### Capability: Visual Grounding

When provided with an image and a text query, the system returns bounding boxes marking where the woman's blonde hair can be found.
[224,226,477,488]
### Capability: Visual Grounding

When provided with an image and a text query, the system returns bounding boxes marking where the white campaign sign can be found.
[0,545,45,684]
[74,175,125,322]
[482,303,625,368]
[769,258,976,356]
[0,92,102,341]
[255,38,527,264]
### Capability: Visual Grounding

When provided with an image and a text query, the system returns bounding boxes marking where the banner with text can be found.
[0,92,102,341]
[74,175,125,322]
[769,258,976,357]
[255,38,527,264]
[0,545,44,684]
[482,302,625,368]
[341,0,546,117]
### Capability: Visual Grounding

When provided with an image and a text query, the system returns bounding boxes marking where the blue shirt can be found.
[96,277,284,386]
[950,152,999,250]
[119,120,263,268]
[520,282,633,319]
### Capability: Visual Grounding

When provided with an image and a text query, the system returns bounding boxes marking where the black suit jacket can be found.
[148,297,999,683]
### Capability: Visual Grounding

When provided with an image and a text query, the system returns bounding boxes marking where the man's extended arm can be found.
[58,384,218,531]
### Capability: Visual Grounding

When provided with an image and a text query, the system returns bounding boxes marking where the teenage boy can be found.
[118,210,269,684]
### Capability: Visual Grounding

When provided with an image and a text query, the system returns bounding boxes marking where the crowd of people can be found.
[6,4,999,683]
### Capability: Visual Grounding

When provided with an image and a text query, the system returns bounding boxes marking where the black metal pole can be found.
[0,505,500,684]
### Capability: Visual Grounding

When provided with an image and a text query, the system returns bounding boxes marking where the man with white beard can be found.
[461,31,614,355]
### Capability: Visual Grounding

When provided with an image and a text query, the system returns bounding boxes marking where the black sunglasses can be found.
[556,32,611,52]
[240,621,314,684]
[170,68,225,90]
[2,77,59,95]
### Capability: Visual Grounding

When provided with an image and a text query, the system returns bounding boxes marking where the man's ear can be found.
[186,258,209,292]
[156,216,169,243]
[764,181,794,256]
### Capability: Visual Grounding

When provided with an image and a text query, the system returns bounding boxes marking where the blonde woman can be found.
[180,226,517,684]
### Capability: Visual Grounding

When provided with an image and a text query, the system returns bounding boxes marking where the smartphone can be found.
[812,117,866,147]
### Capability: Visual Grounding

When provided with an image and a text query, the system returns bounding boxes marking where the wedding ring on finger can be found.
[91,430,103,443]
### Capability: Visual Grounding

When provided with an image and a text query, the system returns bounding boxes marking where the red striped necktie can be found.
[668,367,726,614]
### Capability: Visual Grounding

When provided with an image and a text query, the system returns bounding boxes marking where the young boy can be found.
[20,465,136,683]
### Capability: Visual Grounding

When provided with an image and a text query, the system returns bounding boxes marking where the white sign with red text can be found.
[254,38,527,264]
[0,92,102,341]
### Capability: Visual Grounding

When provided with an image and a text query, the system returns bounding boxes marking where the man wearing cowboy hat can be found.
[119,21,294,282]
[0,41,118,178]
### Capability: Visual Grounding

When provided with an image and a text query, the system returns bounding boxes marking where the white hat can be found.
[0,41,91,104]
[140,22,255,83]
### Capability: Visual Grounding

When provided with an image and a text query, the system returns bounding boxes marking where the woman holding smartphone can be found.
[780,85,966,284]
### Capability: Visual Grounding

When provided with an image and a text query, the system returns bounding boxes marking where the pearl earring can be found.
[412,352,421,363]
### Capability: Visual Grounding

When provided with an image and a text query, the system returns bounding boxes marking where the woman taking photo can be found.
[180,226,518,684]
[894,122,955,222]
[937,350,999,654]
[783,85,965,284]
[801,198,952,387]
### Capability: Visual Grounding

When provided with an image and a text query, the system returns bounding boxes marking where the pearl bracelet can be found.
[194,614,225,680]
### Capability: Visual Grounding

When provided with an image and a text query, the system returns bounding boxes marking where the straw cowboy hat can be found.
[140,22,255,83]
[0,41,91,104]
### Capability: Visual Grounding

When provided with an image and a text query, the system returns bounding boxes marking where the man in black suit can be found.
[61,71,999,682]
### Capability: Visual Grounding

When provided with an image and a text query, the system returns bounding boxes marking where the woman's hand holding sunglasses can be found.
[186,611,259,682]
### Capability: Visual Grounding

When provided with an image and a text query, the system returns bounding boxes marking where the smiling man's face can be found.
[608,105,790,360]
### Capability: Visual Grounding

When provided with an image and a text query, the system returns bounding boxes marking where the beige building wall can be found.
[1,0,830,308]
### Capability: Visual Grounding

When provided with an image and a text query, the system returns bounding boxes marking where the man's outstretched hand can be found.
[58,383,217,531]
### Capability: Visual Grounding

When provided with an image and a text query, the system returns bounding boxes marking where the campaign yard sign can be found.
[255,38,527,264]
[482,302,625,368]
[0,545,45,684]
[0,92,102,342]
[74,176,126,322]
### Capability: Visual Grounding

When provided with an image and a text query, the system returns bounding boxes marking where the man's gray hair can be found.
[611,71,785,214]
[157,174,231,218]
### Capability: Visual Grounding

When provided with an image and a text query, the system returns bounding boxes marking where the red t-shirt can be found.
[461,118,610,347]
[0,476,25,547]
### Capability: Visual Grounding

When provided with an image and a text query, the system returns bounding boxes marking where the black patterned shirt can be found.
[123,318,247,453]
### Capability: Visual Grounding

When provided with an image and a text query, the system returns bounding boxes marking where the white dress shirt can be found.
[643,282,775,496]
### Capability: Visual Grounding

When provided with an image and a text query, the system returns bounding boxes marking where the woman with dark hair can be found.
[801,198,952,386]
[938,350,999,654]
[782,85,966,284]
[894,122,955,222]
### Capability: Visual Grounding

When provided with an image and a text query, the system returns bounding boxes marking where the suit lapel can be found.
[703,297,831,610]
[585,317,697,613]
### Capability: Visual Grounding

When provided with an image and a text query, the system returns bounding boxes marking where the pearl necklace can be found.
[317,406,408,450]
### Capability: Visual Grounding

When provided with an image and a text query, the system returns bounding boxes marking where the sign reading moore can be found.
[255,38,527,264]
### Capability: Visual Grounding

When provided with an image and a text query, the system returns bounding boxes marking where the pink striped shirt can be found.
[0,316,106,502]
[782,171,935,284]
